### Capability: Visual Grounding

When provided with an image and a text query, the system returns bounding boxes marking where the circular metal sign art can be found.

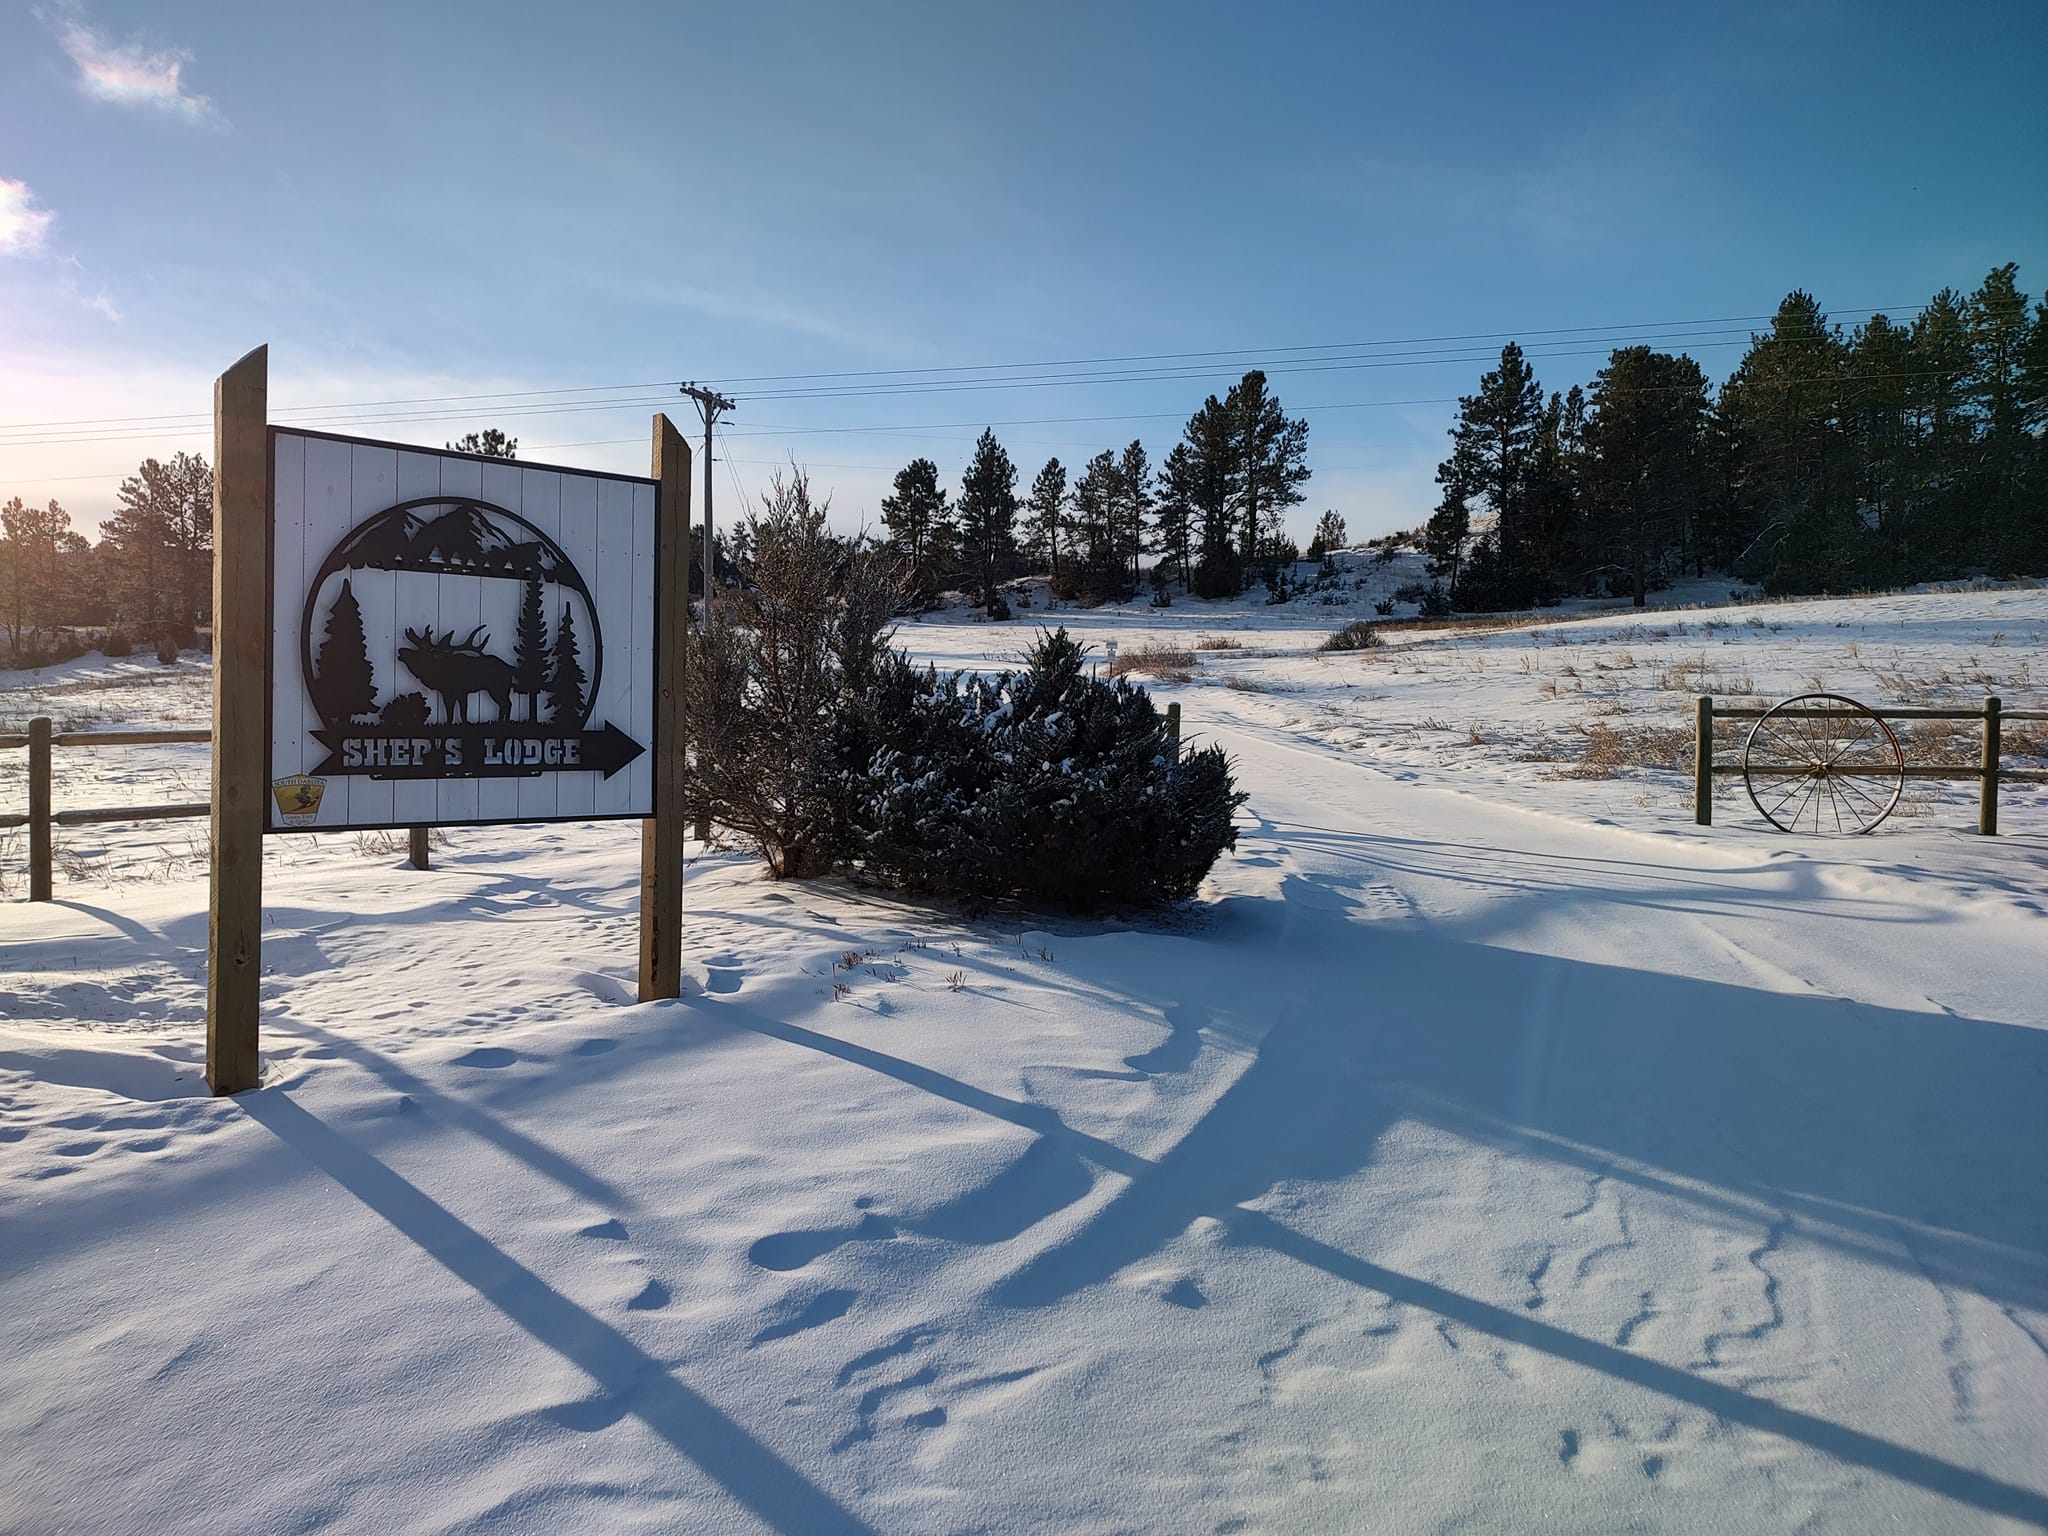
[299,497,643,781]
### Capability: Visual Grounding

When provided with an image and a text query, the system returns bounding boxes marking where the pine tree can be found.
[1177,394,1243,596]
[880,457,954,602]
[514,573,549,719]
[1581,348,1712,605]
[312,577,377,723]
[1152,443,1198,589]
[548,603,588,726]
[1068,451,1122,604]
[956,429,1019,616]
[1719,292,1852,591]
[100,452,212,642]
[1433,343,1546,606]
[1422,495,1471,596]
[1115,440,1153,597]
[0,497,74,654]
[1022,458,1067,591]
[1964,264,2033,567]
[1227,371,1310,575]
[448,428,518,459]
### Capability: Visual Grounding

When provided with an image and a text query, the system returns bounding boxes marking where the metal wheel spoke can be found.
[1764,774,1814,817]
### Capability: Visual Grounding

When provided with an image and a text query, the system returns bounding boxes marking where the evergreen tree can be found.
[1433,343,1546,606]
[1964,264,2033,567]
[1844,313,1916,576]
[1581,348,1712,605]
[1177,394,1243,596]
[1307,510,1347,559]
[1022,458,1067,591]
[880,457,954,602]
[1068,450,1123,604]
[1719,292,1852,591]
[1152,443,1198,588]
[513,573,549,719]
[0,497,73,654]
[956,429,1019,616]
[1906,288,1975,570]
[1115,439,1153,597]
[1422,494,1471,595]
[1523,390,1585,587]
[100,452,211,642]
[1226,371,1310,574]
[548,603,588,725]
[312,577,377,723]
[448,428,518,459]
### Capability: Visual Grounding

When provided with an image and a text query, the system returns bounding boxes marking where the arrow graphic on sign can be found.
[310,721,647,781]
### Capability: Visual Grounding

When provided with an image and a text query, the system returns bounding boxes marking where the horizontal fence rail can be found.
[2,716,440,900]
[1693,695,2048,835]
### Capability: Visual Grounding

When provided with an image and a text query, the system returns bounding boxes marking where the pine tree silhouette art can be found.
[313,577,377,724]
[514,573,549,720]
[547,602,587,727]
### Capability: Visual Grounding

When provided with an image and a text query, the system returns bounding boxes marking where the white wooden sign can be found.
[268,429,658,831]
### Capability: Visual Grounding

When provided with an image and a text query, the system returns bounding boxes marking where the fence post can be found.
[1980,695,2001,837]
[409,825,430,870]
[1166,702,1181,759]
[28,716,52,900]
[1694,695,1713,826]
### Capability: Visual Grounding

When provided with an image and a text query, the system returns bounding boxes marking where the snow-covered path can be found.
[5,614,2048,1532]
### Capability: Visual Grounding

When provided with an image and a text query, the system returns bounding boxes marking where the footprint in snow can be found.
[579,1218,630,1241]
[751,1288,858,1346]
[626,1279,669,1311]
[749,1213,897,1272]
[452,1047,518,1069]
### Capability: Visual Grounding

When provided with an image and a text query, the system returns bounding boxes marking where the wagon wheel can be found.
[1742,693,1904,835]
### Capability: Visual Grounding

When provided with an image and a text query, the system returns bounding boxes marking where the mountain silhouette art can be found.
[332,499,565,580]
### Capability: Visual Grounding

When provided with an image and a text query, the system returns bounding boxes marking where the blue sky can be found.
[3,0,2043,539]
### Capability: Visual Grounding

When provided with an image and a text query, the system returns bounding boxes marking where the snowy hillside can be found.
[3,586,2046,1533]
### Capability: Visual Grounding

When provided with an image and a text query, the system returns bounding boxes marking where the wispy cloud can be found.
[42,2,219,124]
[0,178,56,255]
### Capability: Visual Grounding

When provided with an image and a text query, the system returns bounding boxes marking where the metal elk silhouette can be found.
[398,625,517,724]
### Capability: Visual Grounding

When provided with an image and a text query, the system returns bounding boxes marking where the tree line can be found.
[1425,263,2047,608]
[879,368,1317,614]
[0,429,519,666]
[1,451,214,663]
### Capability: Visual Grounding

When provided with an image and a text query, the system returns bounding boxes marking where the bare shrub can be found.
[685,468,902,878]
[1319,620,1382,652]
[1553,721,1693,779]
[1108,643,1197,682]
[1194,634,1243,651]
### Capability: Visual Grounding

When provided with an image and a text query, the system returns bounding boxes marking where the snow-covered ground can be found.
[4,586,2046,1533]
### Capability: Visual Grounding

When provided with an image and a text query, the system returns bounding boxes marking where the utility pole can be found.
[678,383,736,626]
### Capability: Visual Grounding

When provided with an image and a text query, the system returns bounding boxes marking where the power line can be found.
[0,303,1925,442]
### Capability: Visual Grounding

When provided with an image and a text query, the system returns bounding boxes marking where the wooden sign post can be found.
[640,415,690,999]
[208,345,270,1094]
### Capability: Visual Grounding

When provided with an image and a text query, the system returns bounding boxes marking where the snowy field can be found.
[3,584,2047,1533]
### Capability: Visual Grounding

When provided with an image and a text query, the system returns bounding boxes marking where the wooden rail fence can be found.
[1692,694,2048,834]
[1,716,432,900]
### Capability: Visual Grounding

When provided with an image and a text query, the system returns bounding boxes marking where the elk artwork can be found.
[398,625,518,724]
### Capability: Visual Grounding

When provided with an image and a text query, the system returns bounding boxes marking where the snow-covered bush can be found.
[826,629,1243,911]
